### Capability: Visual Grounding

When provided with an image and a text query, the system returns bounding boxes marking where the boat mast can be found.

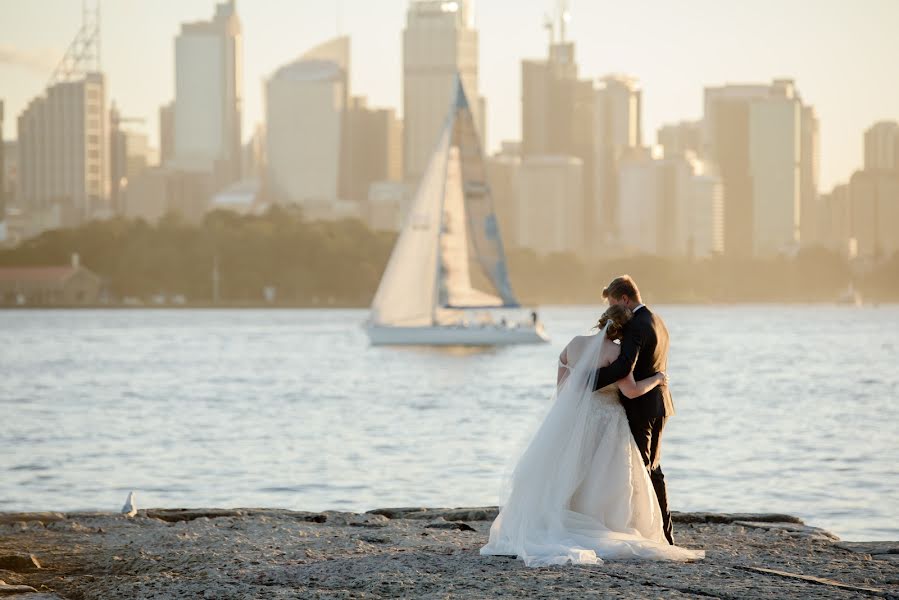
[430,77,464,326]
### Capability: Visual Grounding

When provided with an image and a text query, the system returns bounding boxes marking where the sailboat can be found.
[365,77,549,346]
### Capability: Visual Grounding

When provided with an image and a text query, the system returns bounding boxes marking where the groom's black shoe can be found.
[650,466,674,545]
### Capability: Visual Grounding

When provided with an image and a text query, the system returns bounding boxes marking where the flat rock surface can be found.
[0,507,896,599]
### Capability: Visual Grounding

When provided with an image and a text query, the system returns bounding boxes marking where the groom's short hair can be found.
[602,275,642,303]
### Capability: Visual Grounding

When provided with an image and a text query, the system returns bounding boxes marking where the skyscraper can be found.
[0,100,5,229]
[815,183,852,257]
[17,73,109,229]
[849,168,899,258]
[486,142,522,249]
[799,106,820,247]
[864,121,899,172]
[159,102,175,167]
[594,74,642,243]
[343,96,403,203]
[521,14,595,256]
[617,147,723,259]
[172,0,242,187]
[657,120,702,158]
[517,155,584,257]
[110,102,150,214]
[265,37,348,207]
[521,43,593,159]
[403,0,482,185]
[703,80,813,257]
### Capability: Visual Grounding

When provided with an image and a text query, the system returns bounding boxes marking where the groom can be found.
[592,275,676,545]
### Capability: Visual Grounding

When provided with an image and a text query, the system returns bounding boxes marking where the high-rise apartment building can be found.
[265,37,348,207]
[516,155,584,257]
[849,168,899,258]
[864,121,899,172]
[159,102,175,167]
[617,147,723,259]
[703,79,813,257]
[3,141,16,208]
[0,100,5,230]
[799,106,820,246]
[657,120,702,158]
[521,33,595,255]
[344,96,403,203]
[815,184,852,257]
[172,0,242,187]
[17,72,109,228]
[403,0,482,185]
[110,103,150,214]
[486,142,522,249]
[594,75,642,243]
[522,43,593,159]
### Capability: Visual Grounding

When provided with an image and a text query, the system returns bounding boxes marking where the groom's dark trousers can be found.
[593,305,676,545]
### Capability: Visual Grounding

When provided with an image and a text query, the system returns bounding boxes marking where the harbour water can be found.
[2,306,897,541]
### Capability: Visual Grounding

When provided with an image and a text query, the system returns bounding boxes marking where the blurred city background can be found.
[1,0,897,305]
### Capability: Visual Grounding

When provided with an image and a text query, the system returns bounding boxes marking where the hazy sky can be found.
[1,0,897,190]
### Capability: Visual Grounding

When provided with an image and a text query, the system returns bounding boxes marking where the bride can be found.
[480,305,704,566]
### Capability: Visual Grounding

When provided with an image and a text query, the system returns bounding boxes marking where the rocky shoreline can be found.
[0,507,896,599]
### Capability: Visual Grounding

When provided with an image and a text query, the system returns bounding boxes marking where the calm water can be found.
[2,307,897,541]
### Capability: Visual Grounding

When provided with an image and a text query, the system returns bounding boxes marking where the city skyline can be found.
[1,0,897,190]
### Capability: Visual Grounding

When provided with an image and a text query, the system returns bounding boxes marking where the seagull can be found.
[121,491,137,517]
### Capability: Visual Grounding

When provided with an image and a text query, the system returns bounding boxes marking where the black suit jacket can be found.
[593,306,675,419]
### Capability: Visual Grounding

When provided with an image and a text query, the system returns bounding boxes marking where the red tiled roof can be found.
[0,267,78,283]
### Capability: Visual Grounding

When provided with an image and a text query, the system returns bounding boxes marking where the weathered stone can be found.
[835,541,899,555]
[0,582,39,595]
[672,511,804,524]
[45,520,94,533]
[733,521,840,540]
[426,508,499,522]
[0,554,41,572]
[0,513,65,526]
[368,507,500,521]
[348,514,390,528]
[143,509,244,522]
[425,520,476,532]
[0,508,895,599]
[359,535,389,544]
[740,566,889,596]
[366,507,438,519]
[874,554,899,564]
[289,512,327,523]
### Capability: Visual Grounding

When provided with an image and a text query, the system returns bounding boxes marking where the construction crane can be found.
[543,0,571,47]
[48,0,101,86]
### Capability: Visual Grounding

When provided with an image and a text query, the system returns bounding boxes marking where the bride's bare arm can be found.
[618,371,667,399]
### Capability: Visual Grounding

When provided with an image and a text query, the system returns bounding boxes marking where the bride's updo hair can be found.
[596,305,632,340]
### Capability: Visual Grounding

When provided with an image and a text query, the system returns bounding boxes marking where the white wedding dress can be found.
[480,324,704,567]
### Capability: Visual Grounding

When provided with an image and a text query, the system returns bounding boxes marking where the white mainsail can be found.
[370,77,519,328]
[369,126,449,326]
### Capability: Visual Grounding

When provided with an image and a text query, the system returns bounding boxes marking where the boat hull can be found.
[366,324,549,346]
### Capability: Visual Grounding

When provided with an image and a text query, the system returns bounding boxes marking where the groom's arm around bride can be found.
[591,277,674,419]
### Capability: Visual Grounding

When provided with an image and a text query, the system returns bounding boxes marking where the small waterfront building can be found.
[0,257,103,305]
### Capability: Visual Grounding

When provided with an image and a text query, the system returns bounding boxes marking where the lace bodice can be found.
[558,359,619,405]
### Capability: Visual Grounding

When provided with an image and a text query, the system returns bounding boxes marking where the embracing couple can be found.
[481,275,704,566]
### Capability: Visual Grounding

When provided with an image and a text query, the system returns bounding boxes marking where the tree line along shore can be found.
[1,207,896,307]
